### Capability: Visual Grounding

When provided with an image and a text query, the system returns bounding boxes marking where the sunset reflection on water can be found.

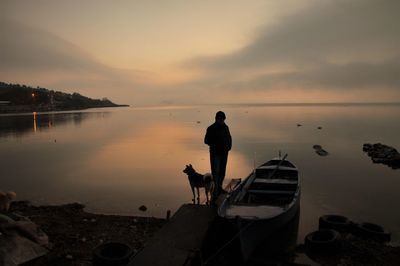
[1,104,400,243]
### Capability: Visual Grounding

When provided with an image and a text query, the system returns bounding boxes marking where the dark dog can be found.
[183,164,213,204]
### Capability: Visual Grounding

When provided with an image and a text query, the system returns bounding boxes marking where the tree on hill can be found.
[0,82,123,112]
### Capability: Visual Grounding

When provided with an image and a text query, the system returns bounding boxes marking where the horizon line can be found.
[136,101,400,108]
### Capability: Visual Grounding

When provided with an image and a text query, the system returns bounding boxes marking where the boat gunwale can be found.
[218,158,300,219]
[221,187,300,220]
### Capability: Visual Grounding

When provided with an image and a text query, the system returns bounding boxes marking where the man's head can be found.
[215,111,226,124]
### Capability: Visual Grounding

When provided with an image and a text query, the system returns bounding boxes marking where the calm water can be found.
[1,104,400,243]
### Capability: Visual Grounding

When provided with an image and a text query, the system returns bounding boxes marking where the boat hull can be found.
[218,157,301,261]
[233,192,300,260]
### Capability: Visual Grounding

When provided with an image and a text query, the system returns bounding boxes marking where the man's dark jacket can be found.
[204,122,232,155]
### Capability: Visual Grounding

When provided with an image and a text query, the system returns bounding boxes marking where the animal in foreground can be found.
[183,164,213,204]
[0,191,17,212]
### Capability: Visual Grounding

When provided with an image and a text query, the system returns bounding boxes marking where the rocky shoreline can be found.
[296,235,400,266]
[0,82,129,114]
[7,201,165,266]
[4,201,400,265]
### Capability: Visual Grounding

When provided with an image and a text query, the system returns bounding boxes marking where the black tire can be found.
[353,222,391,242]
[93,242,133,266]
[305,229,341,253]
[319,215,352,232]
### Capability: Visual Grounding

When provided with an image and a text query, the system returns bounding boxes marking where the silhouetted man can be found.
[204,111,232,201]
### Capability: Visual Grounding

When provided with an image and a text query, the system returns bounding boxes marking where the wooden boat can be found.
[217,155,300,261]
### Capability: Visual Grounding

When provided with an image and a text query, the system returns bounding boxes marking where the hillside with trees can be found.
[0,82,128,113]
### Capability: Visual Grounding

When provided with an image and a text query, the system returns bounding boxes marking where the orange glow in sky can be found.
[1,0,399,105]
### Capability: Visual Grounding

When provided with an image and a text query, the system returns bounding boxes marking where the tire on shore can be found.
[353,222,391,242]
[93,242,133,266]
[305,229,341,253]
[319,215,352,233]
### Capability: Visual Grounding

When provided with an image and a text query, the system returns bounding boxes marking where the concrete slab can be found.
[129,204,216,266]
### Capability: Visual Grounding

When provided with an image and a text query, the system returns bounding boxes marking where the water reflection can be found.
[0,111,111,138]
[1,105,400,243]
[33,112,37,132]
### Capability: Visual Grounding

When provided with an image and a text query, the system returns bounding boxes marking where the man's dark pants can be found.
[210,152,228,200]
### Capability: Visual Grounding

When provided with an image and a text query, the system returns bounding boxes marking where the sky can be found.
[1,0,399,105]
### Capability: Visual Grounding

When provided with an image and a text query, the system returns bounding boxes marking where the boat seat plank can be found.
[248,189,294,195]
[253,179,297,184]
[257,165,297,171]
[225,205,284,219]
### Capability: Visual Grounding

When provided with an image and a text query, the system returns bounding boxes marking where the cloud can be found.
[1,0,399,105]
[189,0,400,69]
[222,58,400,91]
[0,18,153,104]
[182,0,400,101]
[0,19,98,71]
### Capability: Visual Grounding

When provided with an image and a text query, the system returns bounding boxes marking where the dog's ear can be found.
[189,164,192,168]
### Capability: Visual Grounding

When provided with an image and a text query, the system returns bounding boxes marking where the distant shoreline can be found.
[0,81,129,114]
[0,104,130,114]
